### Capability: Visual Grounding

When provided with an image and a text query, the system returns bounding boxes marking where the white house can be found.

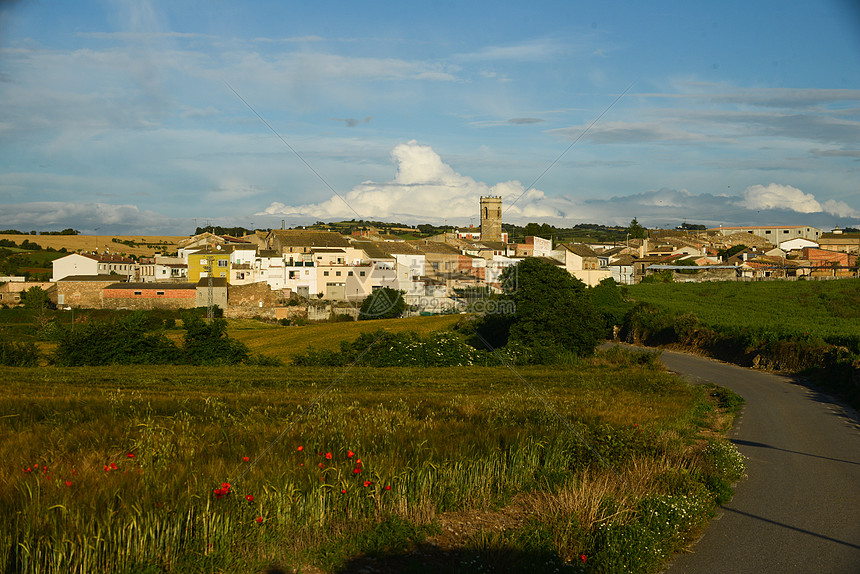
[52,253,99,281]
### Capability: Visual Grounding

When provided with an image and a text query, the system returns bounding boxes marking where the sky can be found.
[1,0,859,235]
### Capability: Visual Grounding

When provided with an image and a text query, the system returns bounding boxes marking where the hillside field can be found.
[0,234,185,257]
[626,278,860,347]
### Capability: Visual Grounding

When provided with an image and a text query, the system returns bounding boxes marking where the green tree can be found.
[358,287,406,320]
[181,315,250,365]
[21,286,50,310]
[474,258,601,360]
[627,218,647,239]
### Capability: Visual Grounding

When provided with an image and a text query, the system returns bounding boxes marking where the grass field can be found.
[227,314,464,362]
[0,346,743,573]
[626,278,860,349]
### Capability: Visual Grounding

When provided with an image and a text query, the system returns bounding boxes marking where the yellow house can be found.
[187,248,231,283]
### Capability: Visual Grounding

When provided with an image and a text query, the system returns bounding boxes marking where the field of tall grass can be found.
[0,347,744,573]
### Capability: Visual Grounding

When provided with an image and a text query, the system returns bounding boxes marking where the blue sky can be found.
[1,0,859,234]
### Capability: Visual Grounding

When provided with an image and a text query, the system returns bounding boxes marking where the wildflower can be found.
[325,452,332,460]
[580,554,587,563]
[341,489,347,494]
[384,485,391,491]
[242,456,250,462]
[255,516,263,524]
[347,450,355,459]
[109,463,117,471]
[363,480,373,487]
[127,453,135,459]
[318,462,325,469]
[353,467,361,475]
[65,481,73,487]
[297,445,304,452]
[104,465,109,472]
[221,482,230,491]
[245,494,254,502]
[355,458,361,465]
[72,468,76,476]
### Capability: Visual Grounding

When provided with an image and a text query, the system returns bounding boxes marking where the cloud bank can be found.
[259,140,567,222]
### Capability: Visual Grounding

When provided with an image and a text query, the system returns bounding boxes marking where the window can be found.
[348,271,353,276]
[220,272,226,277]
[360,271,365,277]
[134,291,142,296]
[200,259,208,266]
[765,230,771,234]
[156,291,165,296]
[218,259,228,267]
[323,271,329,276]
[335,271,341,276]
[783,230,790,234]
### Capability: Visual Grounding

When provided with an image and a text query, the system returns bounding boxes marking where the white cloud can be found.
[740,183,823,213]
[737,183,860,219]
[259,141,564,222]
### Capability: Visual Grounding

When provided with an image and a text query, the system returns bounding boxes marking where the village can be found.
[1,197,858,319]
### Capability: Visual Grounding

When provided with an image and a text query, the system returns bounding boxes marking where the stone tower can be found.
[480,196,502,242]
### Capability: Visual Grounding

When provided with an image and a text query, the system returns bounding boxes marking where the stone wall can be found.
[228,282,284,308]
[57,280,115,308]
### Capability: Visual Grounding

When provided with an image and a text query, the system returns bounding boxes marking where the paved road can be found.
[657,350,860,573]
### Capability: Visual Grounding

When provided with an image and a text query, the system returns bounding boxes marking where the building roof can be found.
[58,275,120,282]
[105,282,196,290]
[352,241,396,260]
[559,243,599,258]
[196,277,228,288]
[268,230,352,248]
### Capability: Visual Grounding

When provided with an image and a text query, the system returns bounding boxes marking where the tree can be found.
[21,286,51,310]
[627,218,647,239]
[474,258,602,360]
[358,287,406,320]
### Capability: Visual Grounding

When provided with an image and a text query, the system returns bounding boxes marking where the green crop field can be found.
[227,314,464,362]
[626,279,860,348]
[0,347,743,573]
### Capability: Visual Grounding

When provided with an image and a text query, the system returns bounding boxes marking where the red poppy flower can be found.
[242,456,250,462]
[363,480,373,487]
[355,459,362,465]
[297,445,304,452]
[353,467,361,474]
[347,450,355,459]
[580,554,587,563]
[384,485,391,491]
[221,482,230,491]
[255,516,263,523]
[65,481,73,487]
[300,463,304,467]
[72,468,76,476]
[109,463,117,470]
[318,462,325,469]
[127,453,135,459]
[245,494,254,502]
[318,452,323,456]
[325,452,332,460]
[104,465,109,472]
[341,489,347,494]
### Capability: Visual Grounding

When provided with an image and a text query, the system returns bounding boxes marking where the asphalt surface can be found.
[656,349,860,573]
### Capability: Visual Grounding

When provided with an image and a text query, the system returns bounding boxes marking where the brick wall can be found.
[103,287,196,310]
